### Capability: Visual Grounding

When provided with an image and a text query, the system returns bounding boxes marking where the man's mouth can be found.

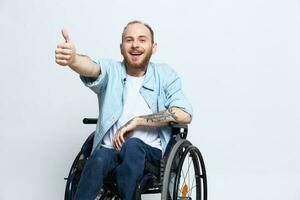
[129,51,143,56]
[129,52,143,62]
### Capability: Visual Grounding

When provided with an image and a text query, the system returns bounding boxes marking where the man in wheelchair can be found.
[55,21,193,200]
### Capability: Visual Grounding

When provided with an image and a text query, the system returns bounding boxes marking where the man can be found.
[55,21,193,200]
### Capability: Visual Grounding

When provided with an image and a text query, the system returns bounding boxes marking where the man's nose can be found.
[132,40,140,48]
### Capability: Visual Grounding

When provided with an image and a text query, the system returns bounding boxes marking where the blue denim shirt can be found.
[80,59,193,156]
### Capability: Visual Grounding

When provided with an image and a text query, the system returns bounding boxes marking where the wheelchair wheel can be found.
[161,140,207,200]
[65,151,85,200]
[65,133,94,200]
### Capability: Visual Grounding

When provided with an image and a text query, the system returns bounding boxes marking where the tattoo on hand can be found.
[140,107,178,123]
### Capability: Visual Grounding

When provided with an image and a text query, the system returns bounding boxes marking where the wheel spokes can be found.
[177,154,194,198]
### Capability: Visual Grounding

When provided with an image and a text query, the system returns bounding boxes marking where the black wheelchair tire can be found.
[65,151,83,200]
[161,139,207,200]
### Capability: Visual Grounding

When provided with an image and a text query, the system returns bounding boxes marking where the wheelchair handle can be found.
[82,118,98,124]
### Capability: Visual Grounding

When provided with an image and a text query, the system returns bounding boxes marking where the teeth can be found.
[130,52,142,55]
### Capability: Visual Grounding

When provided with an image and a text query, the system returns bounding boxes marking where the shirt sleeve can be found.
[79,59,111,94]
[164,69,193,117]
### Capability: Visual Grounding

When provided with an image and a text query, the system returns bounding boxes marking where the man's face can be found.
[120,23,157,69]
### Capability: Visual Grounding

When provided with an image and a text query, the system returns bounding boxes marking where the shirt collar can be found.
[121,62,155,91]
[142,62,155,91]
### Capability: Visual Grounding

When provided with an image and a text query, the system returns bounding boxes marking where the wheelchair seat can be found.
[65,118,207,200]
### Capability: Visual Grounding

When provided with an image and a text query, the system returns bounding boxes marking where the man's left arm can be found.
[113,107,191,150]
[137,107,192,126]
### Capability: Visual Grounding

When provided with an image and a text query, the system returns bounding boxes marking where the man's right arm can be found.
[68,54,100,78]
[55,29,100,78]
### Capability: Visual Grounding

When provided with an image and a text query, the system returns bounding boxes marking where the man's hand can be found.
[113,118,139,150]
[55,28,76,66]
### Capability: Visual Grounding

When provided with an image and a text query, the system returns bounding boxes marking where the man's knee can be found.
[121,138,144,151]
[119,138,146,159]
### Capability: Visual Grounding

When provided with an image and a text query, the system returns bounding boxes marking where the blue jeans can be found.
[74,138,162,200]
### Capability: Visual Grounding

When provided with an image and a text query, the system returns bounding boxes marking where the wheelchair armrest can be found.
[170,124,188,139]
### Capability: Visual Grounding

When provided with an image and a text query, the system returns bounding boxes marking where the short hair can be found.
[122,20,154,43]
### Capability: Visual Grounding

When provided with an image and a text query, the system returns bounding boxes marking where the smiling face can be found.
[120,22,157,73]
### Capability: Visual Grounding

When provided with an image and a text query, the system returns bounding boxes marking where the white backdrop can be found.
[0,0,299,199]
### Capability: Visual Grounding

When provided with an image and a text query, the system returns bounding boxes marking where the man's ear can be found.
[120,43,123,55]
[152,42,157,54]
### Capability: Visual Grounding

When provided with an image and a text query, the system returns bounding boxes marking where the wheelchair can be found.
[65,118,207,200]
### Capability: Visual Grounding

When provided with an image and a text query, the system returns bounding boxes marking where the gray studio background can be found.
[0,0,299,199]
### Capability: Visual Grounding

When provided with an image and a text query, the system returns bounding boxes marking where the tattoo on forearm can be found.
[140,107,178,124]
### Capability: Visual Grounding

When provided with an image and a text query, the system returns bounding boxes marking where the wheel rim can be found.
[174,146,201,200]
[161,140,191,200]
[161,140,207,200]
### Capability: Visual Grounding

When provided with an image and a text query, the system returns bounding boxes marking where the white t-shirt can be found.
[102,74,161,150]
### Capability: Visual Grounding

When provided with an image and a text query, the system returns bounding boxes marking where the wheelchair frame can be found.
[64,118,207,200]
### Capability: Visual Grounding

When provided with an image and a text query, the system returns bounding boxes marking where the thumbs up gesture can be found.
[55,28,76,66]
